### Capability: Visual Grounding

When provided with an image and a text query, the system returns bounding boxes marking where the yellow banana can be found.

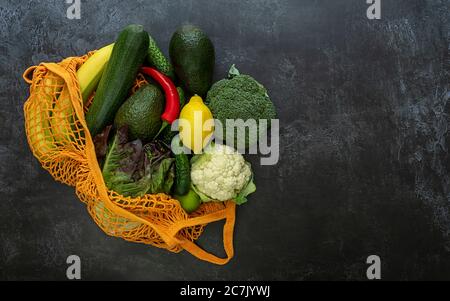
[28,75,63,158]
[50,44,114,145]
[77,43,114,103]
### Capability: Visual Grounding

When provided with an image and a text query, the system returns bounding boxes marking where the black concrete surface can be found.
[1,0,449,280]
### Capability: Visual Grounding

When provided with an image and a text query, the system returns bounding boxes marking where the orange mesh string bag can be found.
[23,52,236,265]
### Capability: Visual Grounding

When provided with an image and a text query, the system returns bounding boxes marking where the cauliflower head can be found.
[191,144,256,204]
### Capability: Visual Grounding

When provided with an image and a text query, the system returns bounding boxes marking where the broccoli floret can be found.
[206,66,277,149]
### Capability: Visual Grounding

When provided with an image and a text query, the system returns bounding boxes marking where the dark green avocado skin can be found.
[114,84,164,142]
[169,25,215,96]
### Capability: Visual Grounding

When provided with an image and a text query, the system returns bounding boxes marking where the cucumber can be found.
[174,153,191,196]
[147,34,175,79]
[177,86,186,108]
[86,25,149,137]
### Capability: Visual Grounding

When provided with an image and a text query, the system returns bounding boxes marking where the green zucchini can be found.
[147,34,175,79]
[86,25,149,137]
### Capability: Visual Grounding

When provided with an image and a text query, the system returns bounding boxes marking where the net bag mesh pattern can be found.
[23,52,236,265]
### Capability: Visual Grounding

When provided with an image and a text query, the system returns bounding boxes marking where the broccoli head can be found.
[206,65,277,149]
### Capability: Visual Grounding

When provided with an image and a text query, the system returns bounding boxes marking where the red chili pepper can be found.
[140,67,180,124]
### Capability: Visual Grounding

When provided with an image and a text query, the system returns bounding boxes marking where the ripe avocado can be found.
[114,84,164,142]
[169,25,215,96]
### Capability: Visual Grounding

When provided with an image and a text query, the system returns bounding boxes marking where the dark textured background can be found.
[1,0,449,280]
